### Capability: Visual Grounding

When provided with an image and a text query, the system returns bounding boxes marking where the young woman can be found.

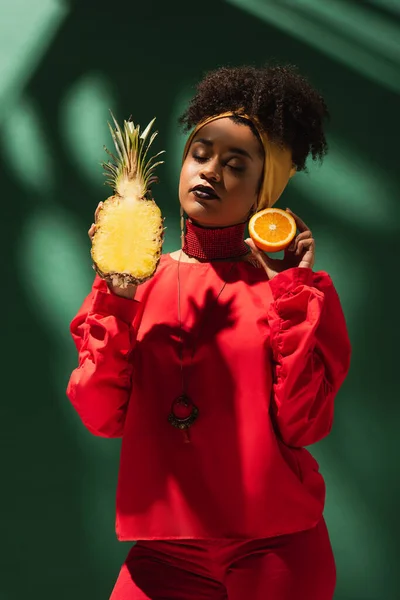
[67,65,351,600]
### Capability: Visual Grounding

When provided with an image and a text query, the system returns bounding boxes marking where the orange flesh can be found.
[253,212,293,242]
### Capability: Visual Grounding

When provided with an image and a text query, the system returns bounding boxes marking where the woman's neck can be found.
[182,219,250,262]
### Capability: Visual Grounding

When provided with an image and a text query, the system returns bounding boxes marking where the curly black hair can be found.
[179,65,329,172]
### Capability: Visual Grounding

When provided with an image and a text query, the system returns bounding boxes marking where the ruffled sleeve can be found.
[66,276,140,438]
[267,267,351,447]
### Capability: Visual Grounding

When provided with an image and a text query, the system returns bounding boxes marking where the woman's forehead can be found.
[192,117,260,153]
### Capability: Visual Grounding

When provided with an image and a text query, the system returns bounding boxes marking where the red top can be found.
[67,254,351,540]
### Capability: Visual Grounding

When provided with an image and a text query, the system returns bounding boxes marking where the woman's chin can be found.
[190,217,220,228]
[182,203,218,226]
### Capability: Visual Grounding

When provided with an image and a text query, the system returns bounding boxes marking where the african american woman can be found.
[67,65,351,600]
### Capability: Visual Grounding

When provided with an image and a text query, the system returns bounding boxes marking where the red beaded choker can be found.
[183,220,250,261]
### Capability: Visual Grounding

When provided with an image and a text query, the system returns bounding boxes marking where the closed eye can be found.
[193,155,245,172]
[226,163,245,172]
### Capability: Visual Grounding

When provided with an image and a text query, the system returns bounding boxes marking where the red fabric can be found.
[110,519,336,600]
[183,220,249,260]
[67,255,351,540]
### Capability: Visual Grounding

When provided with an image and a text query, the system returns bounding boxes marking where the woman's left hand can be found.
[245,209,315,280]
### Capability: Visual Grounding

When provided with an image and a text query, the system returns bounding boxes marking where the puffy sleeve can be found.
[267,267,351,448]
[66,276,140,438]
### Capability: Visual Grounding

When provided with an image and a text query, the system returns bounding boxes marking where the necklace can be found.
[168,251,236,442]
[183,220,250,261]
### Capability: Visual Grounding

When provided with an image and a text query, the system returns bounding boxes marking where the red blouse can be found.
[67,255,351,540]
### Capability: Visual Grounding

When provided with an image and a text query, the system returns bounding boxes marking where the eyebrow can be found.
[193,138,253,160]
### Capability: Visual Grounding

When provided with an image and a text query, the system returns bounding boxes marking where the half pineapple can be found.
[91,113,165,288]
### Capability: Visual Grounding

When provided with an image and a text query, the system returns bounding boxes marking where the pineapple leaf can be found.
[103,145,119,164]
[144,158,165,176]
[127,120,135,134]
[102,114,164,196]
[143,156,165,179]
[144,162,164,189]
[143,150,165,178]
[104,164,119,177]
[140,117,156,141]
[140,131,159,172]
[107,122,124,163]
[111,113,130,166]
[145,150,166,168]
[144,160,164,178]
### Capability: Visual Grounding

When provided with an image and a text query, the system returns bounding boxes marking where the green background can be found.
[1,0,399,598]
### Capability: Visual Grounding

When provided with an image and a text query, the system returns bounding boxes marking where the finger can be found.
[286,208,310,234]
[286,231,312,254]
[88,223,96,240]
[296,238,315,256]
[294,230,312,252]
[245,238,271,272]
[295,230,312,242]
[286,237,297,252]
[94,201,104,222]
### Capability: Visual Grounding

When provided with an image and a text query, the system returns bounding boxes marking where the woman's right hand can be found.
[89,202,137,300]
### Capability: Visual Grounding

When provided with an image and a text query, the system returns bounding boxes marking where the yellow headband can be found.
[182,111,296,210]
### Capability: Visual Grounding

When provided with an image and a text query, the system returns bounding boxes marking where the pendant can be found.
[168,395,199,431]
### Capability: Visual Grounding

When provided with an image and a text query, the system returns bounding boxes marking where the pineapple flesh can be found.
[92,114,165,288]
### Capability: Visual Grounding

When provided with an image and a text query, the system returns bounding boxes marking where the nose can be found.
[199,158,221,183]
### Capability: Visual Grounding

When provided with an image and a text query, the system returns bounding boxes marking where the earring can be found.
[180,205,185,249]
[247,205,257,220]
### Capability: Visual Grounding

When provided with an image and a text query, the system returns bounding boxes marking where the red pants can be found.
[110,519,336,599]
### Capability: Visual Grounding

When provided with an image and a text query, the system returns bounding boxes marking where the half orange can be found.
[249,208,297,253]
